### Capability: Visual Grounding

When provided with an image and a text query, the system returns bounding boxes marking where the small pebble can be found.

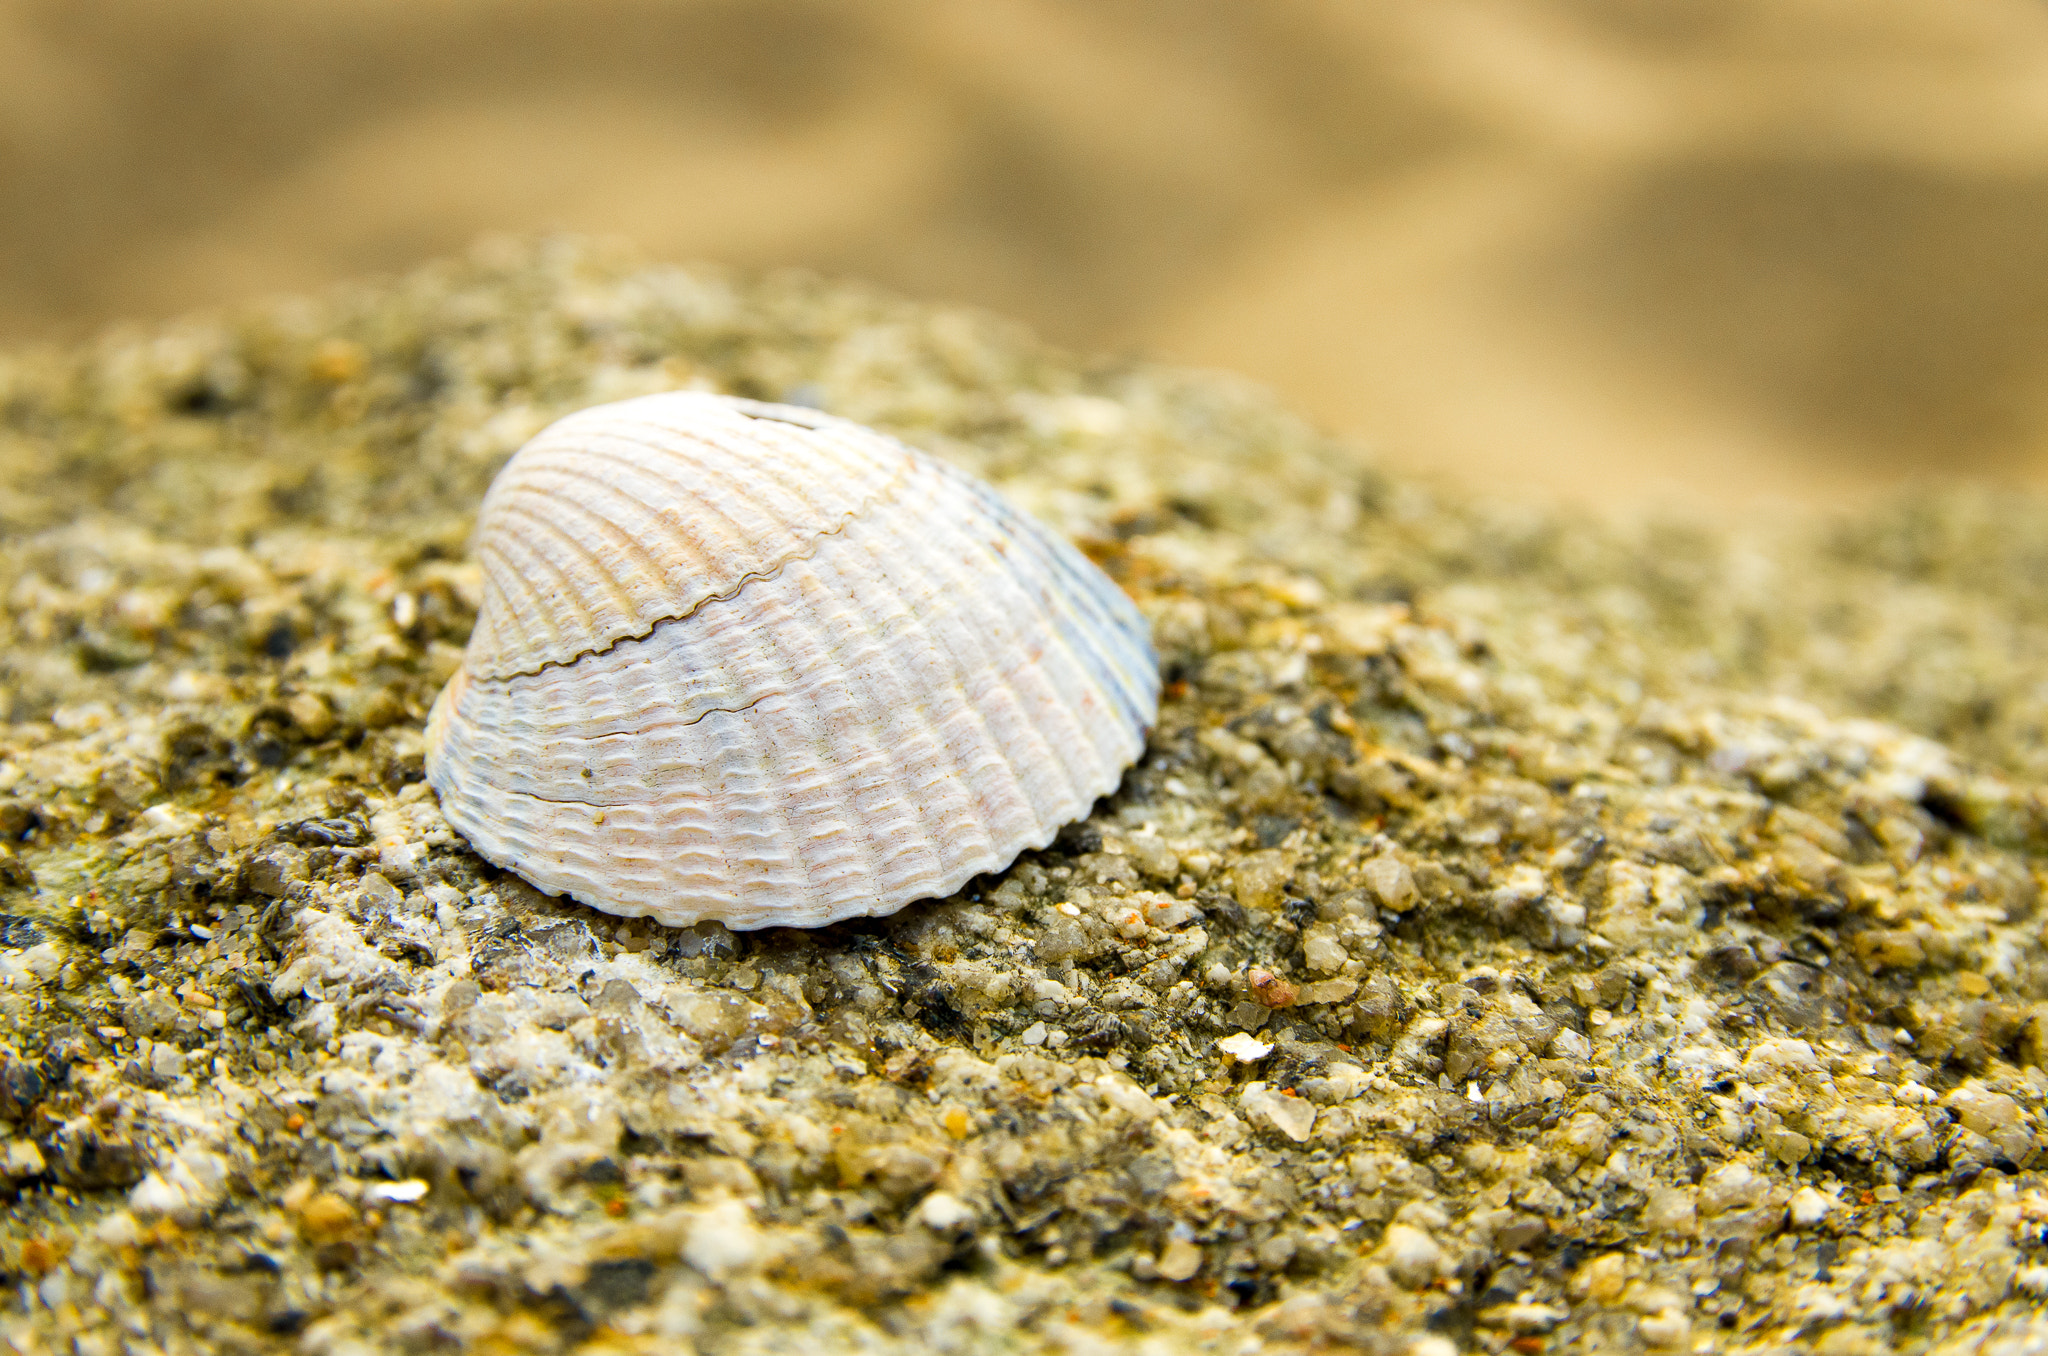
[1217,1032,1272,1062]
[1156,1237,1203,1282]
[1376,1224,1443,1287]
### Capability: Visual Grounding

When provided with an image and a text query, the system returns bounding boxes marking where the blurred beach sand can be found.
[6,0,2048,513]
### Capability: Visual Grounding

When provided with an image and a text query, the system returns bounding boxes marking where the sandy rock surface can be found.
[1,241,2047,1353]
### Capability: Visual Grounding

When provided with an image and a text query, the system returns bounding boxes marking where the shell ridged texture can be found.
[465,397,911,680]
[426,393,1159,929]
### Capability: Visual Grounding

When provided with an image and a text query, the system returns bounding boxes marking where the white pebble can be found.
[1095,1073,1161,1121]
[1637,1309,1690,1348]
[1240,1082,1316,1142]
[915,1191,975,1233]
[1218,1032,1273,1062]
[1364,855,1416,912]
[1788,1186,1836,1227]
[1156,1236,1203,1282]
[1377,1223,1443,1287]
[1790,1284,1847,1322]
[682,1197,763,1278]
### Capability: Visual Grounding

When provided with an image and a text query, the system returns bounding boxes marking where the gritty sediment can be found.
[1,241,2047,1354]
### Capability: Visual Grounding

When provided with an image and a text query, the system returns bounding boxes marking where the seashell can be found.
[424,392,1158,929]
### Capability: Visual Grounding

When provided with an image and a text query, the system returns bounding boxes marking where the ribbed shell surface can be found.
[464,395,912,680]
[425,392,1159,929]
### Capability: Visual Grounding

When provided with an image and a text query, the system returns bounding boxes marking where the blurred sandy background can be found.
[6,0,2048,516]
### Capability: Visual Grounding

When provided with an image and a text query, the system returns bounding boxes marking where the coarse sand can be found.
[1,240,2047,1353]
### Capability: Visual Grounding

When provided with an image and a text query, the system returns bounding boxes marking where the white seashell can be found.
[425,392,1158,929]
